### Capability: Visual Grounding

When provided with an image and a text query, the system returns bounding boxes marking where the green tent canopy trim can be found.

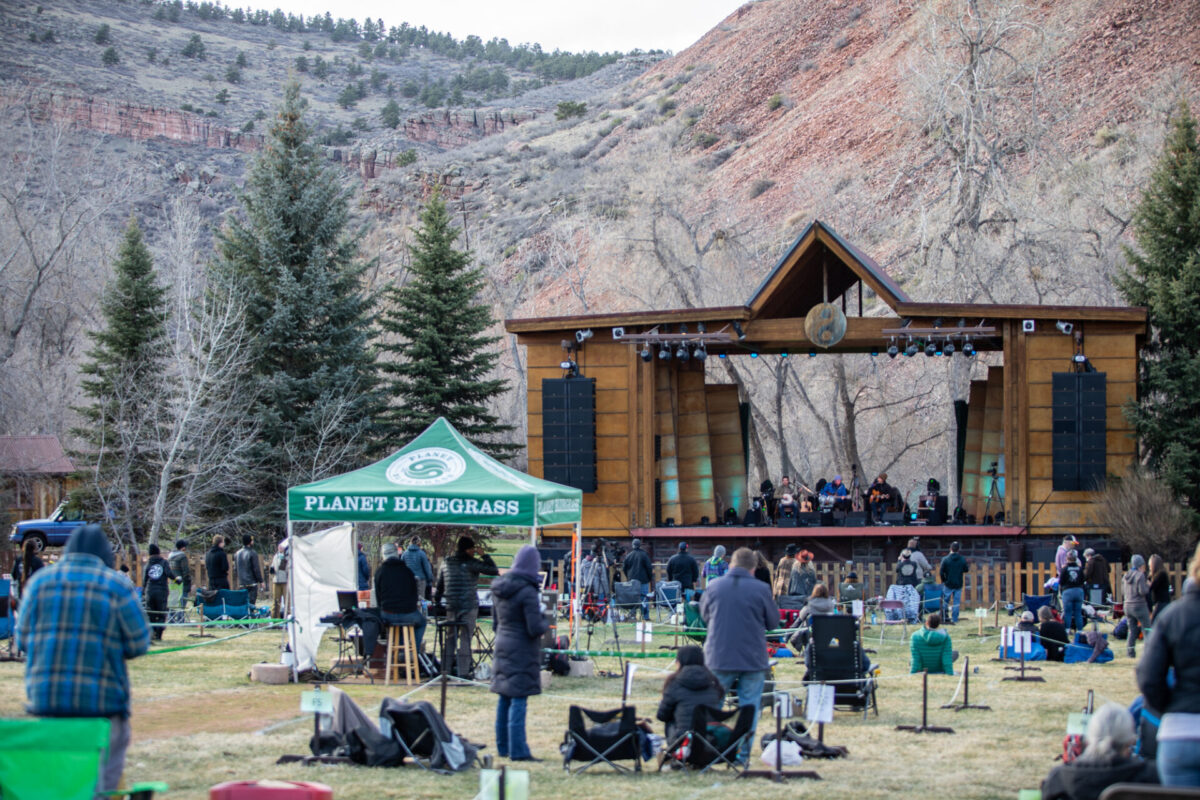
[287,417,582,527]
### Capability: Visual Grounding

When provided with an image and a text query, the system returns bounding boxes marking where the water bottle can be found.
[870,610,877,625]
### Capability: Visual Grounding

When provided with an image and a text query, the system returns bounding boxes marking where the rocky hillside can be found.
[2,0,1198,489]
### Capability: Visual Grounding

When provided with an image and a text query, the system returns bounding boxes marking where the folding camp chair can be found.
[659,704,756,774]
[682,599,706,642]
[612,580,644,621]
[807,614,878,719]
[561,706,642,774]
[919,581,943,618]
[379,698,482,773]
[0,717,166,800]
[655,580,682,622]
[0,577,13,660]
[1023,593,1056,619]
[197,589,250,621]
[878,599,908,643]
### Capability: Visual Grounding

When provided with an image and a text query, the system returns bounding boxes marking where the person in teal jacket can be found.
[910,612,954,674]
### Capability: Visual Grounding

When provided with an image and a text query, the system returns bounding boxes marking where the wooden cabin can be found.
[504,221,1146,559]
[0,435,75,522]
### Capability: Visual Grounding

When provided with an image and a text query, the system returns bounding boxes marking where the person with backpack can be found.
[1060,550,1087,634]
[142,543,172,641]
[702,545,728,587]
[490,545,549,762]
[896,549,921,587]
[939,541,968,623]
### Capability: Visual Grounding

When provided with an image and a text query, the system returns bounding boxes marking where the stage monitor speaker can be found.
[542,377,597,493]
[843,512,869,527]
[797,512,821,527]
[777,516,798,528]
[881,511,907,526]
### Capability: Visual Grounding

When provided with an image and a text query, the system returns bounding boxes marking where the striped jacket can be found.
[16,553,150,717]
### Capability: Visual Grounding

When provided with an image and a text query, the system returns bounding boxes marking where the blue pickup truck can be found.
[9,501,87,550]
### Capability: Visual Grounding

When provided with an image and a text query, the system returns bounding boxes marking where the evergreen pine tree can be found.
[71,218,168,550]
[1116,100,1200,509]
[216,80,379,529]
[377,193,515,456]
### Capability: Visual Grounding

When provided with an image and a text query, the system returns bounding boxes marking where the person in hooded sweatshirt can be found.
[489,544,549,761]
[16,524,150,794]
[1042,702,1158,800]
[142,543,173,640]
[1123,555,1152,658]
[657,644,724,743]
[702,545,728,587]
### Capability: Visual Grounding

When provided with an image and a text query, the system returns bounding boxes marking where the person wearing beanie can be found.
[168,538,192,609]
[142,543,173,640]
[623,538,654,620]
[774,544,798,602]
[376,542,425,650]
[703,544,729,587]
[820,474,850,511]
[1123,555,1151,658]
[1059,549,1087,634]
[839,570,863,604]
[657,645,724,743]
[435,534,499,678]
[666,541,700,593]
[16,525,150,793]
[489,544,549,761]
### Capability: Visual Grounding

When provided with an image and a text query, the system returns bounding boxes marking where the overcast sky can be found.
[268,0,747,54]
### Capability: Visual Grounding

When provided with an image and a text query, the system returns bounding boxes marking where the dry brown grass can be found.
[0,617,1141,800]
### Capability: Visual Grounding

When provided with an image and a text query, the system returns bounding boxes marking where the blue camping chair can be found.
[919,581,943,616]
[1023,593,1056,619]
[0,577,12,658]
[197,589,250,621]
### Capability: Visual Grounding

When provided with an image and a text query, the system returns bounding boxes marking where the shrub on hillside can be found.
[768,93,784,111]
[555,101,587,121]
[94,23,111,45]
[748,179,775,198]
[396,149,417,167]
[101,46,119,66]
[182,34,205,59]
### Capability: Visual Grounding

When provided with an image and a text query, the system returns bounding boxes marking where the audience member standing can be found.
[702,545,728,587]
[13,538,45,600]
[142,544,172,641]
[1060,550,1087,634]
[269,540,289,619]
[167,539,191,608]
[666,541,699,592]
[622,538,654,620]
[16,525,150,794]
[205,534,230,590]
[1056,535,1079,574]
[435,536,499,679]
[579,544,609,602]
[939,541,968,623]
[907,538,932,577]
[1138,543,1200,788]
[788,550,817,601]
[1083,548,1112,601]
[700,547,779,765]
[402,536,435,601]
[774,544,798,602]
[234,534,264,606]
[1123,555,1152,658]
[489,545,549,762]
[1148,554,1172,622]
[1041,703,1158,800]
[356,542,371,592]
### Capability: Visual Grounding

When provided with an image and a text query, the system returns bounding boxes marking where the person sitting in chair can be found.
[656,644,724,744]
[839,572,864,606]
[1016,609,1039,634]
[910,613,955,675]
[820,475,850,511]
[1039,605,1069,662]
[798,582,837,625]
[1041,702,1158,800]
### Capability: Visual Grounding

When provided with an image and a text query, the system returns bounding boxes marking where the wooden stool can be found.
[384,623,418,686]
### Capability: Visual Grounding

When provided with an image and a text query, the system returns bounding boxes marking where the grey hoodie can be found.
[1123,569,1150,612]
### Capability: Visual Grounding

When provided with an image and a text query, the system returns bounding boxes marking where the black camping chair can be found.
[806,614,878,719]
[658,704,756,774]
[561,706,642,774]
[612,580,643,621]
[379,698,482,773]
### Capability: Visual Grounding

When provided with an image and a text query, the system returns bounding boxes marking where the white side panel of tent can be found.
[290,523,356,673]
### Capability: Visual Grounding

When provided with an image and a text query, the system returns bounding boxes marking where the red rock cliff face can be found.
[400,108,533,150]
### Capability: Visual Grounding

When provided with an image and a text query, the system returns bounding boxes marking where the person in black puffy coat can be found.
[657,645,724,742]
[490,544,549,761]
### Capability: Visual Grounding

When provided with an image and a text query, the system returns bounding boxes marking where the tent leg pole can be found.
[287,520,298,684]
[572,522,582,649]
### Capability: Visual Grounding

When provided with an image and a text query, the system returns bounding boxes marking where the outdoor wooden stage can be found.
[632,524,1025,540]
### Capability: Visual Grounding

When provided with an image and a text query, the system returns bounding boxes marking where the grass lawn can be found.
[0,613,1140,800]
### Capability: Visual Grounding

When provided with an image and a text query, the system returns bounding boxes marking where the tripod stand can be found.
[982,465,1005,524]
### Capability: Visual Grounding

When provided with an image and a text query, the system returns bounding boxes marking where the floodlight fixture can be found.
[575,329,593,344]
[676,343,690,362]
[640,343,652,362]
[659,343,671,361]
[695,343,708,362]
[961,339,975,357]
[943,340,956,356]
[731,321,746,341]
[925,341,937,357]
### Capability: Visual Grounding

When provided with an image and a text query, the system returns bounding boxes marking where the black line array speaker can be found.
[843,512,869,527]
[542,377,597,493]
[1052,372,1107,492]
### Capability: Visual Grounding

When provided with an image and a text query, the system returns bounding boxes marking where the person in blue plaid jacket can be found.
[16,524,150,793]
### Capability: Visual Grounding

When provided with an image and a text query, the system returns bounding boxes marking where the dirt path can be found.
[131,688,301,742]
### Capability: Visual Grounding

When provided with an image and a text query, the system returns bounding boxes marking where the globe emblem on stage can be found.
[386,448,466,486]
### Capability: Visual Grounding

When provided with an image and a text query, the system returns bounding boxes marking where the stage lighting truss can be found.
[619,322,738,361]
[884,321,996,359]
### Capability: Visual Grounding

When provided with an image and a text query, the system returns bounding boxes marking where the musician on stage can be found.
[820,474,850,512]
[867,473,896,522]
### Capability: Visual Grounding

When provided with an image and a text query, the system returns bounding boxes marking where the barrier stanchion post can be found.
[896,671,955,734]
[738,692,821,783]
[941,656,991,711]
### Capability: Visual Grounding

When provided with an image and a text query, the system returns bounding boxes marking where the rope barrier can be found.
[145,621,287,656]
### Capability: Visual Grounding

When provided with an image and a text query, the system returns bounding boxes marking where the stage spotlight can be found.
[781,351,789,358]
[575,328,593,344]
[925,341,937,357]
[676,343,690,362]
[640,343,652,362]
[809,350,817,358]
[871,348,879,357]
[943,340,956,356]
[905,340,919,357]
[718,353,727,359]
[732,321,746,340]
[659,343,671,361]
[1056,321,1074,335]
[750,352,759,358]
[695,343,708,362]
[962,338,975,357]
[887,343,899,359]
[559,359,578,376]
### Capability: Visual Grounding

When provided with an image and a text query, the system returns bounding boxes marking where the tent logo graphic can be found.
[386,448,467,486]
